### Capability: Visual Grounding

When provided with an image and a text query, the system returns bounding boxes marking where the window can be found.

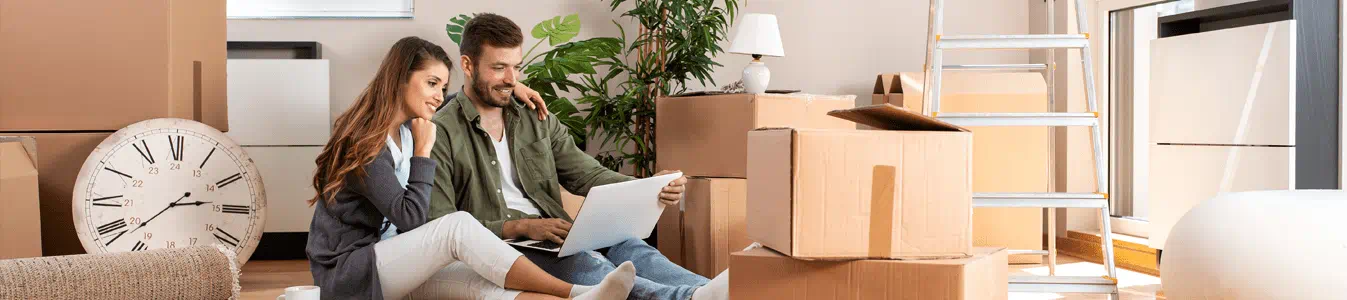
[1108,0,1193,237]
[227,0,413,19]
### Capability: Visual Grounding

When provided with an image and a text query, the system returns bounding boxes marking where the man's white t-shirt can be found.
[493,131,543,216]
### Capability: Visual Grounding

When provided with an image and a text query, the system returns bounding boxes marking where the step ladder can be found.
[921,0,1119,299]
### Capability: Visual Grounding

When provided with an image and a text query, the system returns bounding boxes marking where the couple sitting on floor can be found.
[304,13,729,300]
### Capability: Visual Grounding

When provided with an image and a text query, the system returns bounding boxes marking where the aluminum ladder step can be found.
[1009,275,1120,294]
[1007,249,1051,256]
[935,112,1098,127]
[943,63,1047,72]
[974,192,1108,208]
[937,34,1089,50]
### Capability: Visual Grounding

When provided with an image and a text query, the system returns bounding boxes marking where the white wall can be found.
[1195,0,1256,10]
[228,0,1031,120]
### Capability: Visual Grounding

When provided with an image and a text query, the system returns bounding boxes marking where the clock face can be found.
[73,118,266,265]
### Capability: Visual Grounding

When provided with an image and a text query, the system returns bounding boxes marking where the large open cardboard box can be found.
[730,246,1009,300]
[747,104,973,259]
[884,72,1051,264]
[655,93,855,178]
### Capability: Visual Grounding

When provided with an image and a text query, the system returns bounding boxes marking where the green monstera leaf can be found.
[531,14,581,46]
[446,14,472,45]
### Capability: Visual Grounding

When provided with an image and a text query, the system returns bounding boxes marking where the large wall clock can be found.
[72,118,267,265]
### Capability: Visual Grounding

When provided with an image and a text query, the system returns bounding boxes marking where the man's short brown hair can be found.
[461,13,524,64]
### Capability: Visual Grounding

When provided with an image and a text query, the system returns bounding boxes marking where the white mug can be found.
[276,285,320,300]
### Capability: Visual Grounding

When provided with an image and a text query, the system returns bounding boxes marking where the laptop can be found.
[504,172,682,257]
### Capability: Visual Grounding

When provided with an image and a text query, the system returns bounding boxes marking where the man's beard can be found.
[471,69,513,108]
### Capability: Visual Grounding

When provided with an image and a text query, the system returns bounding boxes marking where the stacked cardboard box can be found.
[653,93,855,277]
[875,72,1052,264]
[0,137,42,259]
[0,0,227,255]
[731,104,1009,299]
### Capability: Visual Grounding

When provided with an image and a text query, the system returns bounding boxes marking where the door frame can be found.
[1091,0,1175,238]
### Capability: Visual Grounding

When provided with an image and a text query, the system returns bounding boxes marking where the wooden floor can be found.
[240,254,1164,300]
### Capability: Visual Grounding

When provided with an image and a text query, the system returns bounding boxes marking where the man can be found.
[429,13,729,300]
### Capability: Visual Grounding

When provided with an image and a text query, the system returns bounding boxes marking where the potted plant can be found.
[448,0,738,176]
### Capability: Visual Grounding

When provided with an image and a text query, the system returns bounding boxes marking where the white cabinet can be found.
[1148,145,1294,249]
[245,146,321,232]
[1148,20,1297,250]
[1150,21,1295,146]
[227,59,330,234]
[226,59,331,146]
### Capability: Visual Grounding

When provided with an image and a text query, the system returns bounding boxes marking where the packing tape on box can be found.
[868,165,897,258]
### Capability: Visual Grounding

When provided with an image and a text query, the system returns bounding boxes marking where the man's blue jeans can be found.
[519,238,709,300]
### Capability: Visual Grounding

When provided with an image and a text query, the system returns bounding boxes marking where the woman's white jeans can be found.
[374,211,525,300]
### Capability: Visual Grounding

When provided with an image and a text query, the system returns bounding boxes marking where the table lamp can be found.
[727,13,784,94]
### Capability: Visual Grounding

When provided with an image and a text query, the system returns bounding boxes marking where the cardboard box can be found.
[730,247,1009,300]
[872,73,904,108]
[0,0,228,131]
[23,133,112,256]
[653,178,749,277]
[892,72,1051,264]
[656,93,856,178]
[657,202,685,266]
[0,137,43,259]
[748,104,973,259]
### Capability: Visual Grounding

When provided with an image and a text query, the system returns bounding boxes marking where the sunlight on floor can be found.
[1009,258,1165,300]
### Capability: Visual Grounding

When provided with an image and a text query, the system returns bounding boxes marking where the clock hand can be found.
[127,192,191,236]
[171,201,213,207]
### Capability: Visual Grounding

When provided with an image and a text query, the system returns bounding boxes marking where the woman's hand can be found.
[410,118,436,158]
[512,84,551,121]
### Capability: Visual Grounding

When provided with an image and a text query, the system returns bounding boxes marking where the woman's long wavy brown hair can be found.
[310,36,453,206]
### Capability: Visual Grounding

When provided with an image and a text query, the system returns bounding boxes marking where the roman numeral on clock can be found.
[104,167,133,179]
[217,173,243,188]
[133,140,155,164]
[92,195,123,207]
[131,241,147,251]
[97,219,129,246]
[200,148,215,169]
[221,204,251,214]
[213,228,240,247]
[97,219,128,236]
[167,135,184,161]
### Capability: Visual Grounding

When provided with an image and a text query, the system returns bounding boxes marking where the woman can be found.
[306,36,635,300]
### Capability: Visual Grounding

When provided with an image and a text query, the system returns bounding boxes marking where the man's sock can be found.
[573,261,636,300]
[691,270,729,300]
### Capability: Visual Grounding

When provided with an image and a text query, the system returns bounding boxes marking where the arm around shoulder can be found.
[544,112,635,195]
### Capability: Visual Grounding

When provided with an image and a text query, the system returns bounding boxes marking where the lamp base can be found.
[742,59,770,94]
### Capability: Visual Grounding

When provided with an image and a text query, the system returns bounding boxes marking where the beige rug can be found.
[0,245,240,299]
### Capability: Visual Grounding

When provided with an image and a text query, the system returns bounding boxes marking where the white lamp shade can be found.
[728,13,784,57]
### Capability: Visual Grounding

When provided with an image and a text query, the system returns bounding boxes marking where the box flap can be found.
[0,136,37,165]
[873,73,900,94]
[0,141,39,179]
[827,104,969,132]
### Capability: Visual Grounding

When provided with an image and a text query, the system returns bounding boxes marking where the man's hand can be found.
[512,84,551,121]
[654,170,687,206]
[506,218,571,244]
